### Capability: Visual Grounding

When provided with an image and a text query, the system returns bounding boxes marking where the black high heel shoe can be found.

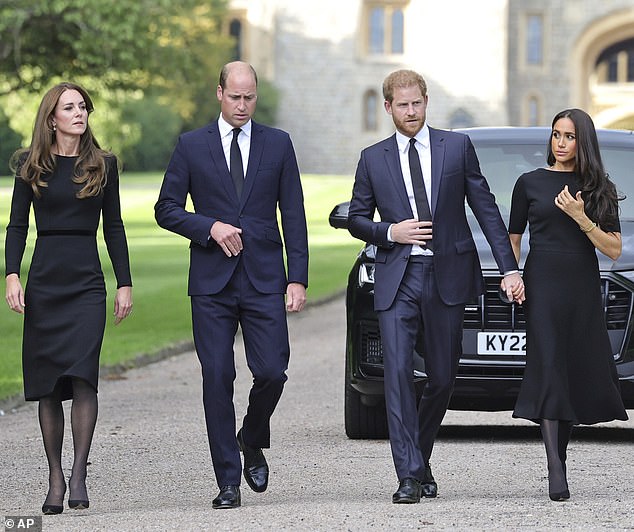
[68,475,89,510]
[68,499,89,509]
[549,488,570,502]
[42,482,66,515]
[42,503,64,515]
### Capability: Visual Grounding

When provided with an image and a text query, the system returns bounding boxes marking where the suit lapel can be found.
[429,127,445,214]
[383,135,414,217]
[241,121,264,208]
[206,122,240,203]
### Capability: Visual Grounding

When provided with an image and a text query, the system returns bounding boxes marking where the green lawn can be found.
[0,173,359,402]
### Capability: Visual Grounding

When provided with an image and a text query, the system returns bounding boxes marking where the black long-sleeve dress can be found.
[508,168,627,424]
[5,155,132,401]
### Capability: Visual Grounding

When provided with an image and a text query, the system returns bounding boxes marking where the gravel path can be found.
[1,296,633,531]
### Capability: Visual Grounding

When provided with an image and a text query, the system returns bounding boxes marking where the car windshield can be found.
[473,141,634,219]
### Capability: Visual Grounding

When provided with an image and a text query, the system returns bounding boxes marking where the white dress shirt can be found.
[389,123,433,256]
[218,114,251,176]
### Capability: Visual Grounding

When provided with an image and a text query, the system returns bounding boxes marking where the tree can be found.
[0,0,233,105]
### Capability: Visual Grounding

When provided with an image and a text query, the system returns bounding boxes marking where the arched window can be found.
[363,90,379,131]
[596,38,634,83]
[527,96,540,126]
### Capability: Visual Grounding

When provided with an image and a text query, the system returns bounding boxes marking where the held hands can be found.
[500,272,525,305]
[211,221,243,257]
[5,273,25,314]
[554,185,585,222]
[114,286,133,325]
[391,219,433,246]
[286,282,306,313]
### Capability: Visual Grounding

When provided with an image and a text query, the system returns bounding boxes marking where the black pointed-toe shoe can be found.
[212,485,241,509]
[392,478,423,504]
[42,504,64,515]
[237,429,269,493]
[422,464,438,498]
[68,499,89,509]
[549,489,570,502]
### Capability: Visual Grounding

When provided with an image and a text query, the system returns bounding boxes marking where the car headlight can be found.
[358,262,375,287]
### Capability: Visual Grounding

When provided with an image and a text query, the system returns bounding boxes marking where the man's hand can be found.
[391,219,432,246]
[210,221,243,257]
[286,282,306,312]
[500,272,525,305]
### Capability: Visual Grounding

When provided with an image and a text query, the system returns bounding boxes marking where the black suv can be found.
[330,127,634,439]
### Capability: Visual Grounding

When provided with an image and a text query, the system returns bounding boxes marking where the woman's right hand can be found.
[6,273,25,314]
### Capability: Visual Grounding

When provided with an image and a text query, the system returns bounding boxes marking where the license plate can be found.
[477,332,526,355]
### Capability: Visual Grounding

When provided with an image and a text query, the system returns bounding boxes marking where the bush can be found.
[119,96,183,172]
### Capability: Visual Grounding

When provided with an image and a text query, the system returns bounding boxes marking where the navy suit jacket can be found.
[155,120,308,296]
[348,127,517,310]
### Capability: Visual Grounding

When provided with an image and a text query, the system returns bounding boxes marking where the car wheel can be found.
[344,363,389,439]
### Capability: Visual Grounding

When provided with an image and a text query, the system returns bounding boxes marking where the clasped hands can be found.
[500,273,525,305]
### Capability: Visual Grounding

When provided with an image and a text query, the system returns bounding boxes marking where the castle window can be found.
[363,89,379,131]
[526,14,543,65]
[365,2,407,55]
[596,38,634,83]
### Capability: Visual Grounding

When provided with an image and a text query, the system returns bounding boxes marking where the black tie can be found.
[230,127,244,196]
[408,138,433,251]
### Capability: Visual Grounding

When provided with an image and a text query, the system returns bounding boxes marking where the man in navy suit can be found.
[348,70,525,503]
[155,61,308,509]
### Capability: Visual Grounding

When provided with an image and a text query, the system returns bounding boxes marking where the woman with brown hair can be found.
[509,108,628,502]
[4,82,133,514]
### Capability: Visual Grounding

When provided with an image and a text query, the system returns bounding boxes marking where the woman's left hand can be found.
[554,185,585,221]
[114,286,133,325]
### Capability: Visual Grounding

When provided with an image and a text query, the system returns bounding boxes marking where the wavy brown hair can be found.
[10,82,111,198]
[547,108,622,227]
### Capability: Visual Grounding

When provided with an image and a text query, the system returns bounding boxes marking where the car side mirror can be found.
[329,201,350,229]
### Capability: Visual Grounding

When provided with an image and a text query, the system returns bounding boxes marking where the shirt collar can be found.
[218,114,252,139]
[395,123,430,154]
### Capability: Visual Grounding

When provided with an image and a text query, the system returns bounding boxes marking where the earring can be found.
[53,124,56,131]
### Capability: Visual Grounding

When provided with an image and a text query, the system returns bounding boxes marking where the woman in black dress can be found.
[508,109,628,502]
[4,82,133,514]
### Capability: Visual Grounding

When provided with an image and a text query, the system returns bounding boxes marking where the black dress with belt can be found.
[508,168,627,425]
[5,155,132,401]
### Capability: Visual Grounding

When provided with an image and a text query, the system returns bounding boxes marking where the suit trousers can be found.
[191,259,290,487]
[377,256,464,481]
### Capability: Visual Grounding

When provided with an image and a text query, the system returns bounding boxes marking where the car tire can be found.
[344,366,389,439]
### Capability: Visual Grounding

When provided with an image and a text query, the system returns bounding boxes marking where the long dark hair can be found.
[10,82,110,198]
[547,108,621,227]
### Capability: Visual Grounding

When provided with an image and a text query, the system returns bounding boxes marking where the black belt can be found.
[37,229,96,237]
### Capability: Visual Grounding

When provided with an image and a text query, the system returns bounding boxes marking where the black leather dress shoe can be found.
[212,485,241,509]
[392,478,423,504]
[422,464,438,498]
[237,429,269,493]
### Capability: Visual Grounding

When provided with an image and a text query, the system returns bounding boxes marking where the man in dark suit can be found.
[155,61,308,509]
[348,70,525,504]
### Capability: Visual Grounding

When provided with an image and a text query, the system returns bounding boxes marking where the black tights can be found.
[540,419,573,494]
[39,378,97,506]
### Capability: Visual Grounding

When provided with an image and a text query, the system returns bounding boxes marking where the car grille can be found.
[357,275,632,373]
